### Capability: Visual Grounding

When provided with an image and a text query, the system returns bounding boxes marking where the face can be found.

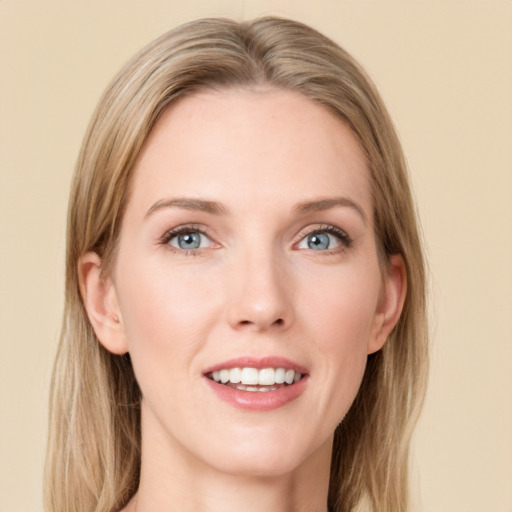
[83,88,404,479]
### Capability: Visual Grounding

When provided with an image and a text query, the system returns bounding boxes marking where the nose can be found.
[225,247,294,332]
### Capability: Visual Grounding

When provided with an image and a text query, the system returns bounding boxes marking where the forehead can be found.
[129,88,371,216]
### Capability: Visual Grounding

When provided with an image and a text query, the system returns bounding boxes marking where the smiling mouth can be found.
[206,367,304,392]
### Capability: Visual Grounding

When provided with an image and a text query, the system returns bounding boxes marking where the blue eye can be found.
[306,232,332,250]
[167,230,211,250]
[297,227,350,251]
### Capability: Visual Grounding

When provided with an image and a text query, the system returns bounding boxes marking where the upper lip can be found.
[203,356,308,375]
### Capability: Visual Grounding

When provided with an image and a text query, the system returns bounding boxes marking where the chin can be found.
[197,429,332,479]
[208,453,305,479]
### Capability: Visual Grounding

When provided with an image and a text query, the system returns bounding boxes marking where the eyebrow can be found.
[145,195,367,223]
[145,197,227,218]
[293,197,368,224]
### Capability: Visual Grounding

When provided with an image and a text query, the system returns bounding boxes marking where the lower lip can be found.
[204,377,308,411]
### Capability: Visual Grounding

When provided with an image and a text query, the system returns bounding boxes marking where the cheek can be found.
[296,264,381,417]
[298,263,381,353]
[113,258,221,381]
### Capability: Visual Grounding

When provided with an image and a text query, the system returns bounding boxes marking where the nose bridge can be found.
[226,236,293,331]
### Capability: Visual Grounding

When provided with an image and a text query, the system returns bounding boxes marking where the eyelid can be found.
[160,224,219,249]
[159,223,352,254]
[294,224,353,251]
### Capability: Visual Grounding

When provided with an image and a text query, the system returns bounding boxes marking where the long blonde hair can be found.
[45,17,428,512]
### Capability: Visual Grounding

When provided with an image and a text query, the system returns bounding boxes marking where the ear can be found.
[367,254,407,354]
[78,252,129,355]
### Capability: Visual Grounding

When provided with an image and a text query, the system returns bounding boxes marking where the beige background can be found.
[1,1,511,511]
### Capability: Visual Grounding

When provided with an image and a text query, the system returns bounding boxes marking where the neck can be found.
[132,468,330,512]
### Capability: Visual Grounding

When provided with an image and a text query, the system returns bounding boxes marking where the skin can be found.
[80,88,405,512]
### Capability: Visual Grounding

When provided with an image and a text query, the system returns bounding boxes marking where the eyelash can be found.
[160,224,214,255]
[295,224,353,254]
[159,224,353,255]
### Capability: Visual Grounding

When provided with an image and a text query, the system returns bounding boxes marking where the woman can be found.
[45,17,428,512]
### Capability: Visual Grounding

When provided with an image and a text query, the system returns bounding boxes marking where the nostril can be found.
[237,318,285,329]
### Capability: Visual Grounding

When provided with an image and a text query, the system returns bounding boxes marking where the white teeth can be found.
[210,367,303,387]
[275,368,286,384]
[235,384,279,392]
[240,367,259,385]
[220,369,230,384]
[258,368,275,386]
[229,367,241,384]
[284,369,295,384]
